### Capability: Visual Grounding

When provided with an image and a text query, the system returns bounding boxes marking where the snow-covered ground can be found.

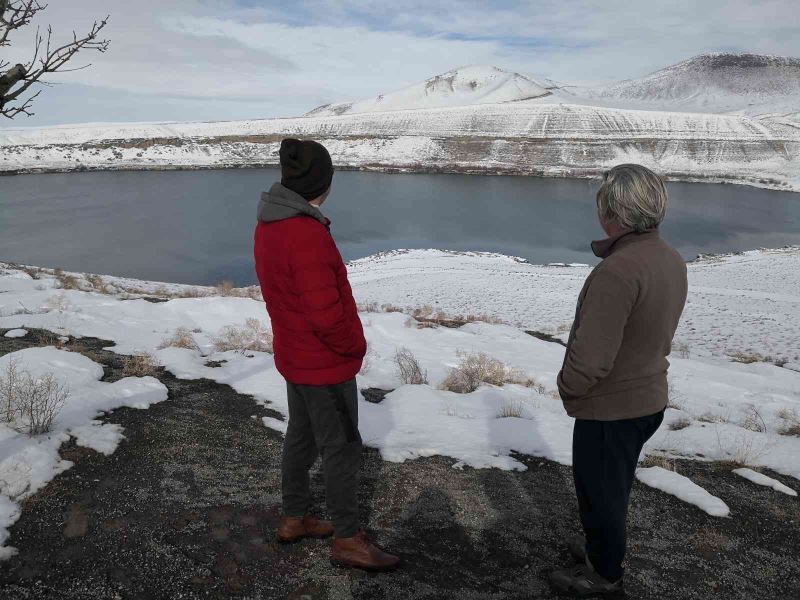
[348,247,800,367]
[0,245,799,555]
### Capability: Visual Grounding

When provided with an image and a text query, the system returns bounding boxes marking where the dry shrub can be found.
[46,293,70,313]
[741,403,767,433]
[158,327,199,351]
[121,353,159,377]
[393,347,428,385]
[359,343,377,375]
[698,411,727,424]
[0,359,68,436]
[357,302,380,313]
[640,455,678,472]
[86,274,111,294]
[213,318,273,354]
[673,341,690,359]
[54,268,80,290]
[728,352,788,367]
[381,304,404,313]
[669,417,692,431]
[181,288,207,298]
[440,352,534,394]
[462,313,506,325]
[21,266,42,280]
[496,401,524,419]
[410,305,433,318]
[215,280,236,296]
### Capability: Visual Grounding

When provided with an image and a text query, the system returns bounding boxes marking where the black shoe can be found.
[550,564,625,598]
[568,534,587,564]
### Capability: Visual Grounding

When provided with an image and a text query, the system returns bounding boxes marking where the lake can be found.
[2,168,799,286]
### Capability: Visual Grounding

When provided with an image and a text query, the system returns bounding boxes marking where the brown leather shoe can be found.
[330,529,400,571]
[276,514,334,543]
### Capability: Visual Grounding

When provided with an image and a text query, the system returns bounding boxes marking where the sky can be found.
[1,0,799,127]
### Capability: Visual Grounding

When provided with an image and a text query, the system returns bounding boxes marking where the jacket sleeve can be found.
[558,267,637,401]
[290,229,366,359]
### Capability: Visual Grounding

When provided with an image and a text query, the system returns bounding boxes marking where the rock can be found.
[361,388,392,404]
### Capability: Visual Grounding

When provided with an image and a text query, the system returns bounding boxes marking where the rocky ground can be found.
[0,331,798,599]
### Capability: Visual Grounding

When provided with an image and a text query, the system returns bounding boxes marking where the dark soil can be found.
[0,330,798,599]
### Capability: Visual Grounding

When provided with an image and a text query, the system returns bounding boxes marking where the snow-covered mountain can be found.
[1,53,799,191]
[306,65,556,116]
[580,53,800,117]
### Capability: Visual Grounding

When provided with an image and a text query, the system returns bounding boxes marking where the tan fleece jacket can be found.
[558,229,688,421]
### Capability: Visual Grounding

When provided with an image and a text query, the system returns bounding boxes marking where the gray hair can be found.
[596,164,668,231]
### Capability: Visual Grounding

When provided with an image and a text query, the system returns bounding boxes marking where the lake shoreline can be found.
[0,160,795,193]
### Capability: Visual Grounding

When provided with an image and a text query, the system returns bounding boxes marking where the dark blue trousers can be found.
[572,410,664,582]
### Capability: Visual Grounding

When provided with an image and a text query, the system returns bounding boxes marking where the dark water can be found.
[1,168,799,285]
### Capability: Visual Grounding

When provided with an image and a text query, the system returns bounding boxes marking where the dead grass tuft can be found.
[669,417,692,431]
[53,268,80,291]
[121,353,159,378]
[640,455,679,472]
[212,319,273,354]
[777,407,800,437]
[496,400,525,419]
[86,274,112,294]
[158,327,199,351]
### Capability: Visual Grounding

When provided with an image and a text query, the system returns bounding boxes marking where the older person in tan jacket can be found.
[550,164,688,598]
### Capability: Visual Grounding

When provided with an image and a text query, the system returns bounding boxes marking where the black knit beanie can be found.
[279,138,334,201]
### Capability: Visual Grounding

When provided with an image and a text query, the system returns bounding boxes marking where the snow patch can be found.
[733,467,797,496]
[636,466,731,517]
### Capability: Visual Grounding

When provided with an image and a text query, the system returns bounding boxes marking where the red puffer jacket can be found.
[254,183,366,385]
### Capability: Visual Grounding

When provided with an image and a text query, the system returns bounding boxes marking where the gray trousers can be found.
[282,377,362,538]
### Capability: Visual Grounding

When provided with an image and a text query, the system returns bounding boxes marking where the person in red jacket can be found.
[254,138,400,571]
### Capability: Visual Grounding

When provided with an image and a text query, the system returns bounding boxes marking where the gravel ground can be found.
[0,331,798,599]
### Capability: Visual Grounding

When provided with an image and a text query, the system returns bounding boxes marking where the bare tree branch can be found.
[0,3,109,119]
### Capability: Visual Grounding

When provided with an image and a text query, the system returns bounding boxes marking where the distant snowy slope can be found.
[306,66,554,116]
[582,53,800,116]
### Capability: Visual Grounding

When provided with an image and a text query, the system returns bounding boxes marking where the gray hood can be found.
[257,182,329,226]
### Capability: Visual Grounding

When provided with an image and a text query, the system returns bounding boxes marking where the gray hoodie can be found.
[257,182,329,227]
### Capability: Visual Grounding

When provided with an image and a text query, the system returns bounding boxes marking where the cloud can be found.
[1,0,798,126]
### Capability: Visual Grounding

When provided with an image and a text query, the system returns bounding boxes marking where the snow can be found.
[636,467,731,517]
[3,330,26,339]
[306,66,553,116]
[579,53,800,119]
[0,347,168,557]
[348,248,800,367]
[0,246,799,549]
[733,467,797,496]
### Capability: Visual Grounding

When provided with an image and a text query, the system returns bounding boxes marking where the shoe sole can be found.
[329,558,400,572]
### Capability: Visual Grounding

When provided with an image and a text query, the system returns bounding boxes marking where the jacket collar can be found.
[591,228,659,259]
[257,182,331,228]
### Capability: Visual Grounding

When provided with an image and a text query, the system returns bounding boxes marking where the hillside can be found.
[581,53,800,117]
[306,65,556,116]
[1,53,799,191]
